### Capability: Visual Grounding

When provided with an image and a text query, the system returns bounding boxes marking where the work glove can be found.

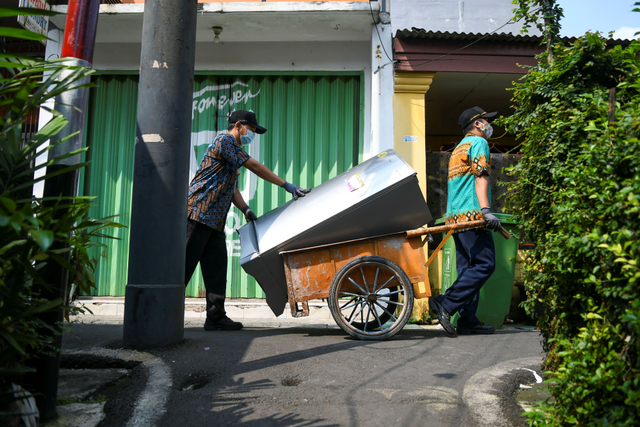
[481,207,501,231]
[282,181,311,201]
[241,206,258,222]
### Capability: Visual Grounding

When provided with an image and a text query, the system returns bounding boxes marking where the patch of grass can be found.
[409,299,434,325]
[57,394,108,406]
[57,396,78,406]
[85,394,107,404]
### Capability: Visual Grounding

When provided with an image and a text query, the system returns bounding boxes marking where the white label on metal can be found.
[346,174,365,192]
[404,135,418,143]
[141,134,165,143]
[151,60,169,69]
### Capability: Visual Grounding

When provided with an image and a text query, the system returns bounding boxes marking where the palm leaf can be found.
[0,7,58,18]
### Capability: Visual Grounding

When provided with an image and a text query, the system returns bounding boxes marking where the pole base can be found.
[123,284,185,350]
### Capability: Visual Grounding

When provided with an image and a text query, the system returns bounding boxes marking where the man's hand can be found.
[481,207,501,230]
[241,206,258,222]
[282,181,311,201]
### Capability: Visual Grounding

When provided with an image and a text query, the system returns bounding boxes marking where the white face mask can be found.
[478,121,493,139]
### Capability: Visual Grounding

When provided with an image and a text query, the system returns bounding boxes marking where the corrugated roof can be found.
[395,28,547,43]
[395,28,634,44]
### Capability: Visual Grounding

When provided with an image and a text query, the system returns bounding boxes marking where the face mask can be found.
[479,122,493,139]
[240,125,255,145]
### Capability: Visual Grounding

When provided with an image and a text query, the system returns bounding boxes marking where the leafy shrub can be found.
[499,33,640,425]
[0,6,124,418]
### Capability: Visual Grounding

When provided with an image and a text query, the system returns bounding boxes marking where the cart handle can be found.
[407,220,512,240]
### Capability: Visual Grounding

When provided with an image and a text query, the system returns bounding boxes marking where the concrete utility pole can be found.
[123,0,198,349]
[27,0,100,422]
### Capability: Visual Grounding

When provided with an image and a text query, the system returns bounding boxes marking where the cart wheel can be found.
[328,255,414,340]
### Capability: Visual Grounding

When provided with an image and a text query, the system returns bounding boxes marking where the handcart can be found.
[237,148,511,340]
[280,220,510,340]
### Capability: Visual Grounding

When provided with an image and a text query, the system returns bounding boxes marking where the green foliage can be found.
[498,33,640,425]
[0,6,124,408]
[65,214,125,319]
[635,3,640,37]
[512,0,564,46]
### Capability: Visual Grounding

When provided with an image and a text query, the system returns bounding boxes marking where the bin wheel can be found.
[328,255,414,340]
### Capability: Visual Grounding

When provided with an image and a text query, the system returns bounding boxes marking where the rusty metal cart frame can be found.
[281,220,510,340]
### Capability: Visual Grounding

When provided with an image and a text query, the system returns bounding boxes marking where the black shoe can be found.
[429,298,456,335]
[457,322,495,335]
[204,317,243,331]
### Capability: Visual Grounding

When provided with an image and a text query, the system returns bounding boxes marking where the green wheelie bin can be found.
[435,213,518,328]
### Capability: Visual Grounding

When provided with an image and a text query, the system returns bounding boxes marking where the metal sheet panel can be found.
[239,149,432,315]
[84,75,138,296]
[84,73,362,297]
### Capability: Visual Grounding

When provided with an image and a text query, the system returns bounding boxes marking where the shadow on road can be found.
[61,322,541,426]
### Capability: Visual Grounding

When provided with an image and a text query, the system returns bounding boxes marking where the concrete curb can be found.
[463,357,542,427]
[71,297,335,323]
[66,348,172,427]
[69,296,445,331]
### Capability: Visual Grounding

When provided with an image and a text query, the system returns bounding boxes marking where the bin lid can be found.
[434,212,514,225]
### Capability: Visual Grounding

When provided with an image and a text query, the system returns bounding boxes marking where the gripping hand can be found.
[282,181,312,201]
[241,206,258,222]
[481,207,501,230]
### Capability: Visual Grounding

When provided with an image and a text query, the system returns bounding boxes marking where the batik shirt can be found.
[445,135,491,227]
[187,134,250,231]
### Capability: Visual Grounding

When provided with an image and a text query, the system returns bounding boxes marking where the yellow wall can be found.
[394,73,442,308]
[393,73,435,199]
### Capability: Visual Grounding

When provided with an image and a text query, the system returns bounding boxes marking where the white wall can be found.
[92,41,369,72]
[33,26,64,199]
[369,19,394,159]
[391,0,541,35]
[92,40,374,158]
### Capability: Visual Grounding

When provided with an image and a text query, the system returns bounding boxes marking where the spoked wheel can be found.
[328,255,414,340]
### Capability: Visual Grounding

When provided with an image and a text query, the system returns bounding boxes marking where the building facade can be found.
[43,0,392,297]
[41,0,540,298]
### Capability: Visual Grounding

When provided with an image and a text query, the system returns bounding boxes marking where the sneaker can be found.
[204,317,243,331]
[429,298,456,335]
[457,322,495,335]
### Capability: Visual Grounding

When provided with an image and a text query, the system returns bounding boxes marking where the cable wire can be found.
[396,7,542,68]
[369,0,393,63]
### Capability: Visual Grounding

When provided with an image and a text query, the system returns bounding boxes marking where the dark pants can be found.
[185,219,228,321]
[435,228,496,327]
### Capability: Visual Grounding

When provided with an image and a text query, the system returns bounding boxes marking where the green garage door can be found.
[84,73,363,298]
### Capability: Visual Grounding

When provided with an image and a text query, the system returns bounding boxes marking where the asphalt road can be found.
[62,323,543,427]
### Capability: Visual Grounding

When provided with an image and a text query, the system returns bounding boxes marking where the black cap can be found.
[228,110,267,134]
[458,107,498,129]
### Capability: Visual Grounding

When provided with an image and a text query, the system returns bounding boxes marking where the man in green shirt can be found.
[429,107,502,335]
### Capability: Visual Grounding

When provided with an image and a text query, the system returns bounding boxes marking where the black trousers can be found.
[434,228,496,327]
[185,219,228,321]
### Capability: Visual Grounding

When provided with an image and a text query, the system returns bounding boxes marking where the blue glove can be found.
[282,181,311,201]
[241,206,258,222]
[481,207,501,230]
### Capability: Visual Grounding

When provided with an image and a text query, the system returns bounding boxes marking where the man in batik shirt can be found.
[429,107,502,336]
[185,110,310,331]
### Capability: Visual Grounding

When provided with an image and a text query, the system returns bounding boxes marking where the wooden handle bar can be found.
[497,225,512,240]
[407,220,512,240]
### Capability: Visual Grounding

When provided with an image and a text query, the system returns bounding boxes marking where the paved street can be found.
[62,321,543,427]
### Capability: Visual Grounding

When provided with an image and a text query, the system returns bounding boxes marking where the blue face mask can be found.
[240,125,255,145]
